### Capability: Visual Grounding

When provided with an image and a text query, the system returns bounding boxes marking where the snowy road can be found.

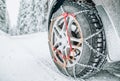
[0,32,120,81]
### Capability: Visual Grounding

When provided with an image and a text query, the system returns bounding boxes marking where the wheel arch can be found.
[47,0,65,30]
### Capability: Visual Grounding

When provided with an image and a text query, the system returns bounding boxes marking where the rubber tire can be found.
[48,1,106,79]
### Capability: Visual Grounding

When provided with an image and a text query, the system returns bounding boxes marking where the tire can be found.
[48,0,106,79]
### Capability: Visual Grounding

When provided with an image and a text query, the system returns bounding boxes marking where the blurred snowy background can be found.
[0,0,120,81]
[0,0,48,35]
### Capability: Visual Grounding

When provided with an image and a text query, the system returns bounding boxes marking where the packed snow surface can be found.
[0,32,120,81]
[0,32,79,81]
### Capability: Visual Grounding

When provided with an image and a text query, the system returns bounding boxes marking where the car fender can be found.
[96,5,120,63]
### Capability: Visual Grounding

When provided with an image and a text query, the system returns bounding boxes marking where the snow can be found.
[6,0,20,27]
[0,32,120,81]
[0,32,79,81]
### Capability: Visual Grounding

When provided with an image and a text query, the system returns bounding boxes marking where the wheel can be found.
[48,1,106,79]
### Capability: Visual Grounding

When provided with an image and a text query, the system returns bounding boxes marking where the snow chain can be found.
[49,1,107,79]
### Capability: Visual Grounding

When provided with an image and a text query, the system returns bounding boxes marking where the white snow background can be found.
[0,0,120,81]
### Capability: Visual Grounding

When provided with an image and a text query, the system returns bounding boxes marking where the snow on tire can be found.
[48,1,106,79]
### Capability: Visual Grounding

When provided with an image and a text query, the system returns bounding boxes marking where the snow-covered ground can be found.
[0,32,120,81]
[0,32,79,81]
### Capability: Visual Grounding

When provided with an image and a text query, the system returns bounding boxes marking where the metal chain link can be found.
[76,63,100,71]
[85,28,104,41]
[74,10,90,16]
[84,40,106,58]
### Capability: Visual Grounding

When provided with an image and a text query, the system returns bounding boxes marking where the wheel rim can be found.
[50,13,83,68]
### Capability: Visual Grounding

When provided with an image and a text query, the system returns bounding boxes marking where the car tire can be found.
[48,0,106,79]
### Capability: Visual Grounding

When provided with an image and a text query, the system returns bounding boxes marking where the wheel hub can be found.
[60,38,67,48]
